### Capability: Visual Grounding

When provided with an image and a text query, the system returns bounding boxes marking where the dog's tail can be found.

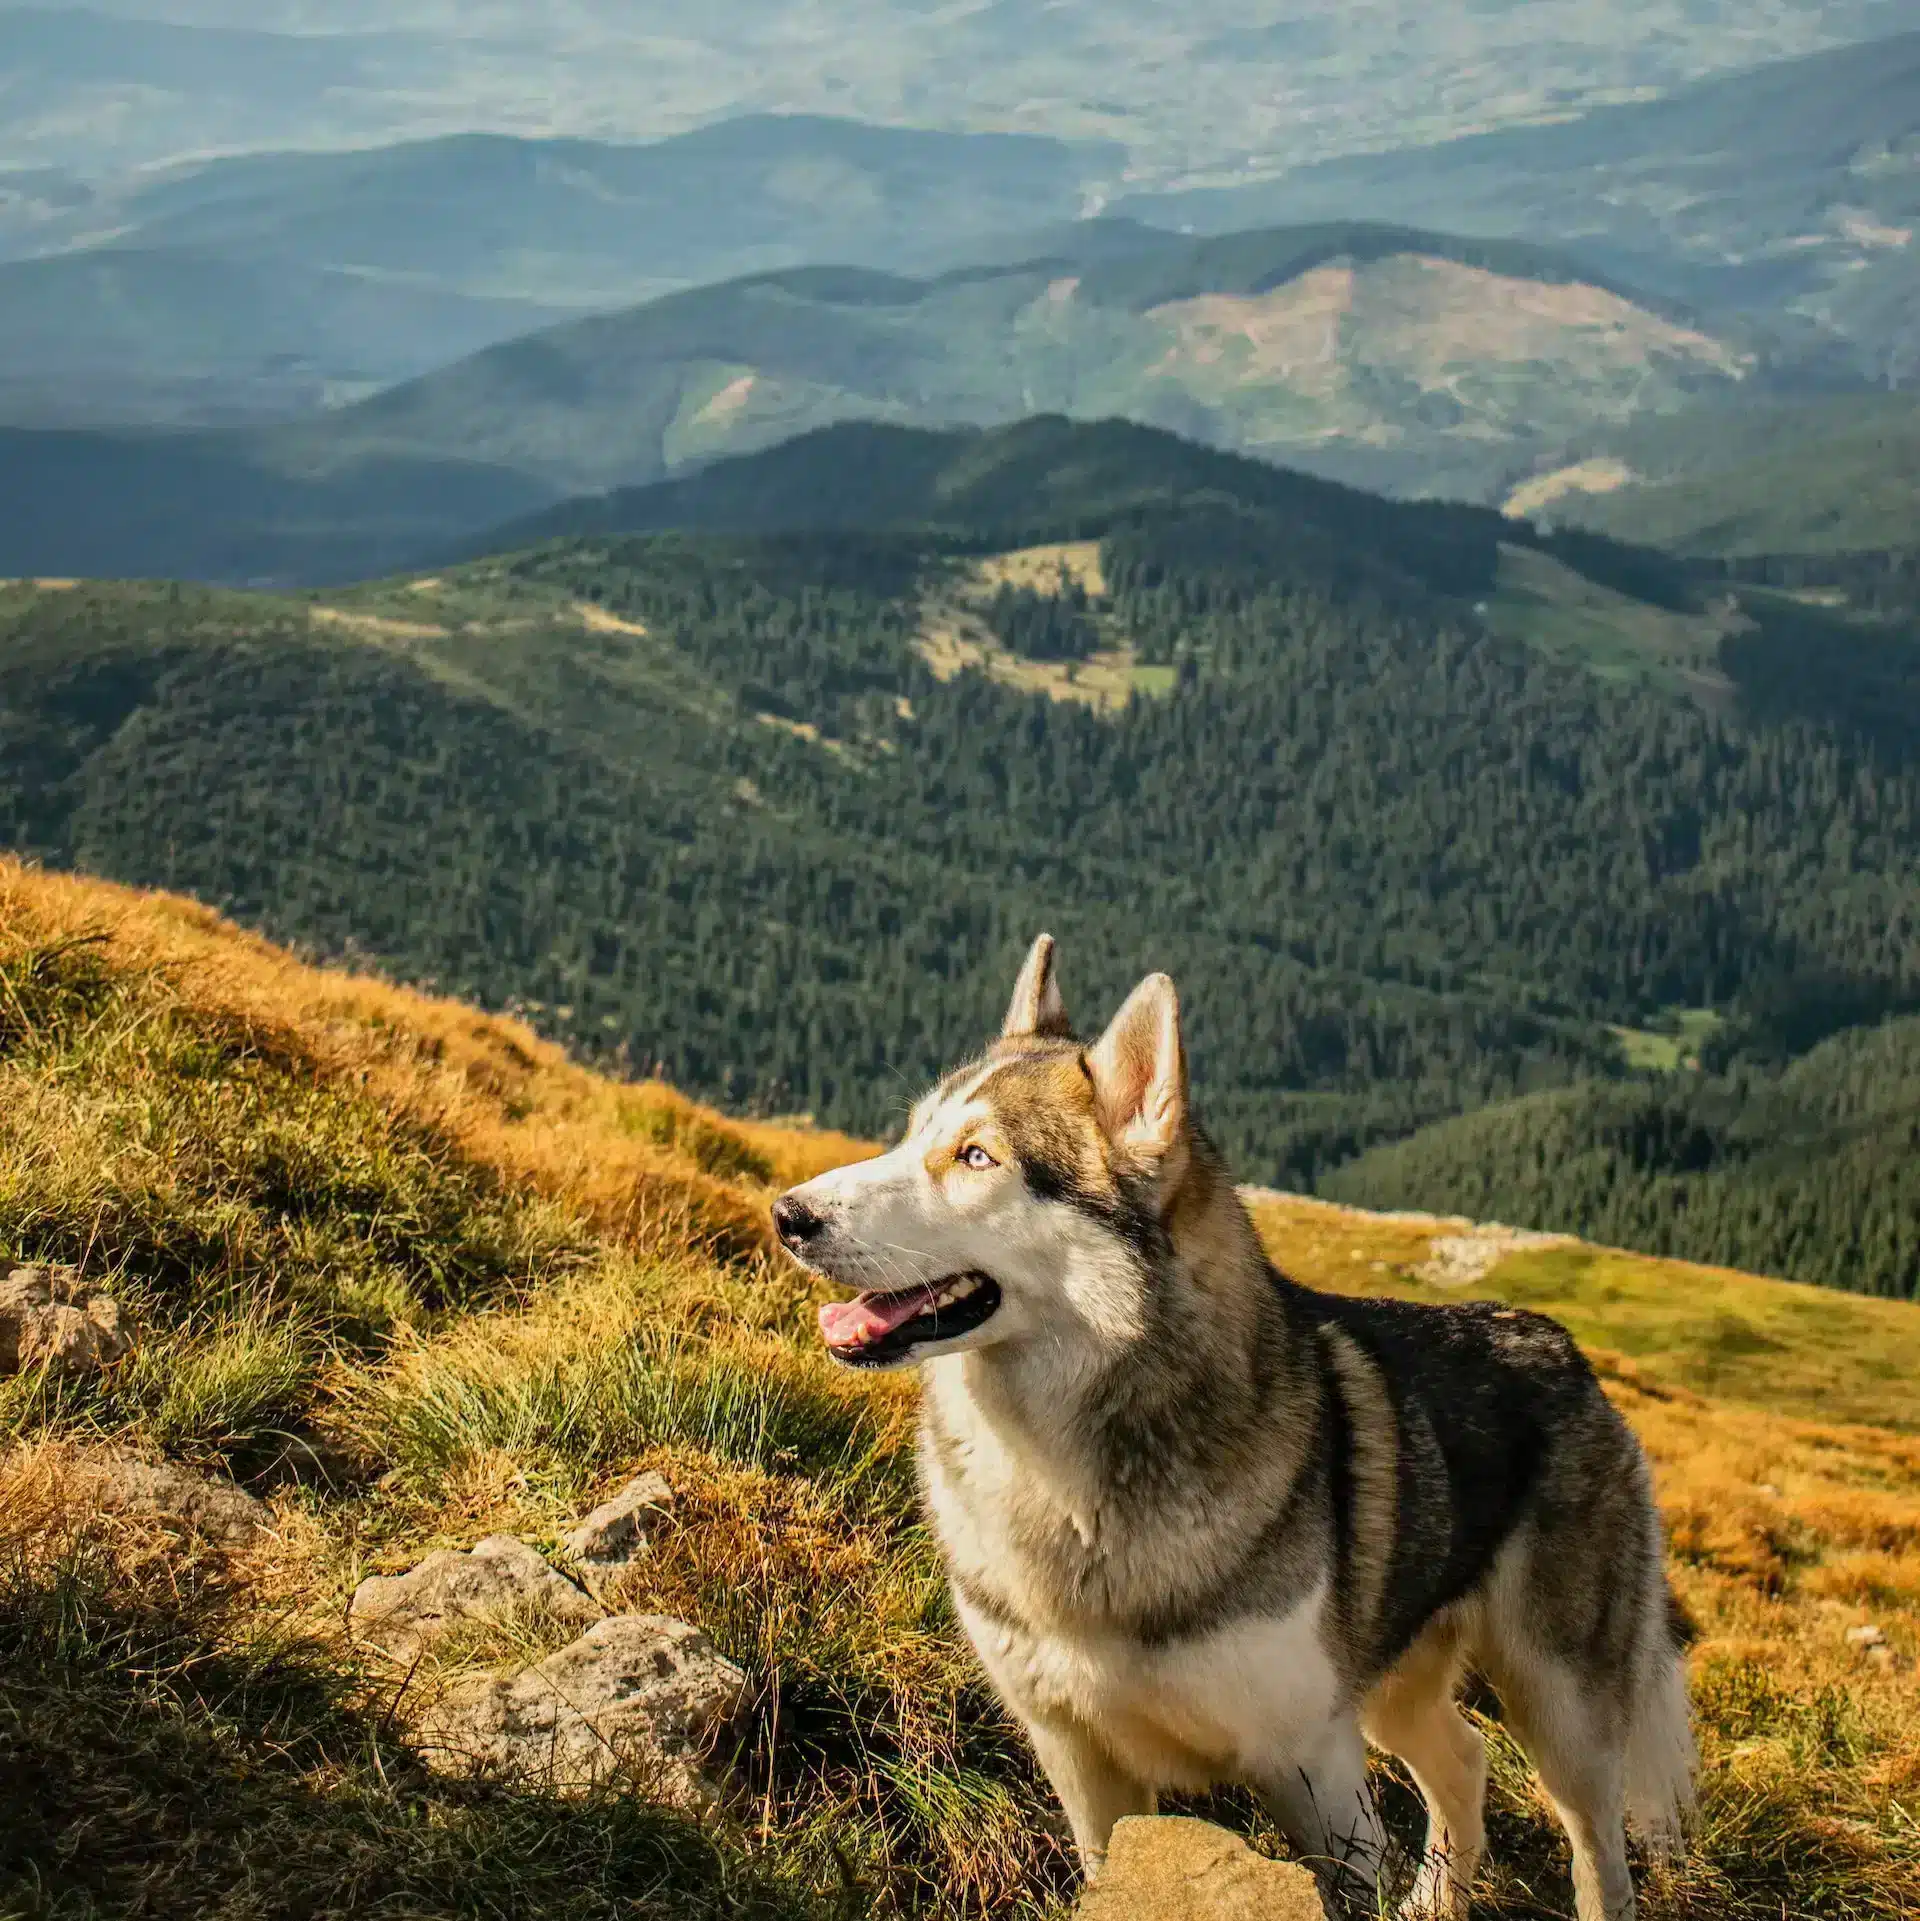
[1624,1576,1698,1863]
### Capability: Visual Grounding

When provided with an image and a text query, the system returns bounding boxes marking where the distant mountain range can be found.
[0,217,1763,580]
[0,0,1886,182]
[0,28,1908,465]
[0,248,569,427]
[263,220,1752,501]
[0,115,1118,430]
[0,117,1117,308]
[0,30,1910,579]
[1122,29,1920,389]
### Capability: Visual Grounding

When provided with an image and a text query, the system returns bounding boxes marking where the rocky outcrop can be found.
[27,1449,274,1545]
[418,1614,747,1803]
[560,1470,671,1599]
[1073,1818,1324,1921]
[0,1265,130,1374]
[348,1534,601,1663]
[1414,1226,1573,1288]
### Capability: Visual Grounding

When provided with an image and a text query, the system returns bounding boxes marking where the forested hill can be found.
[6,420,1920,1296]
[480,415,1689,608]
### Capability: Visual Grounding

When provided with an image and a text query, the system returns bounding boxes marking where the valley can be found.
[4,417,1919,1299]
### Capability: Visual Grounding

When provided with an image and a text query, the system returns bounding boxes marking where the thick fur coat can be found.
[773,937,1694,1919]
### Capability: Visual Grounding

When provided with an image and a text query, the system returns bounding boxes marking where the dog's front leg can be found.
[1255,1714,1390,1918]
[1025,1714,1156,1878]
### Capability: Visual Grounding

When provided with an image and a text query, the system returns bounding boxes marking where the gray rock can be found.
[1074,1818,1325,1921]
[418,1614,747,1803]
[88,1452,272,1544]
[561,1471,672,1598]
[0,1265,130,1374]
[349,1534,601,1664]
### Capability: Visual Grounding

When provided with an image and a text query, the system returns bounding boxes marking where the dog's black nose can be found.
[772,1194,824,1248]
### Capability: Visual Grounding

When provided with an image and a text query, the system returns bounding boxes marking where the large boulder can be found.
[560,1470,672,1599]
[0,1265,130,1374]
[418,1613,747,1804]
[349,1535,601,1663]
[1073,1818,1325,1920]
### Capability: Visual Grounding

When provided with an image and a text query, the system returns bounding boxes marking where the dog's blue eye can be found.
[959,1144,997,1171]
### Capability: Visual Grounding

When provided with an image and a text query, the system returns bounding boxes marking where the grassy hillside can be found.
[1323,1013,1920,1300]
[1,860,1915,1920]
[6,420,1920,1293]
[1527,394,1920,559]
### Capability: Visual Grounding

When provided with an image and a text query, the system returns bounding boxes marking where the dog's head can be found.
[771,935,1194,1371]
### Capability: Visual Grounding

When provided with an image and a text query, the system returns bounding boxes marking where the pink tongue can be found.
[818,1283,942,1347]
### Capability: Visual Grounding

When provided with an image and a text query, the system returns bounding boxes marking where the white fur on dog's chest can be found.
[922,1371,1339,1790]
[956,1588,1339,1790]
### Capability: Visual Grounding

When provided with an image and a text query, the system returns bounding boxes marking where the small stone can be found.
[349,1535,601,1663]
[561,1471,672,1598]
[1074,1818,1324,1920]
[0,1265,131,1375]
[1415,1228,1572,1289]
[89,1453,272,1544]
[418,1614,746,1803]
[1846,1623,1888,1650]
[1754,1483,1782,1499]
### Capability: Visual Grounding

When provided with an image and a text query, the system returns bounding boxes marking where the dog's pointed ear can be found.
[1087,973,1186,1161]
[1001,932,1073,1040]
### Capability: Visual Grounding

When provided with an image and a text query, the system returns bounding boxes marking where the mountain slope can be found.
[0,425,554,583]
[0,116,1116,433]
[247,221,1750,504]
[1120,29,1920,387]
[1519,393,1920,558]
[1325,1014,1920,1299]
[5,119,1118,308]
[1,856,1916,1921]
[8,419,1920,1295]
[0,247,569,428]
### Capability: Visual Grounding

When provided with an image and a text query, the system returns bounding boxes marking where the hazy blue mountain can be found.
[0,248,569,427]
[16,118,1119,307]
[0,6,435,169]
[0,424,554,583]
[0,1,1899,190]
[0,114,1121,428]
[1119,30,1920,387]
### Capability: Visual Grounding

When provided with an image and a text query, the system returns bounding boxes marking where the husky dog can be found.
[771,937,1694,1919]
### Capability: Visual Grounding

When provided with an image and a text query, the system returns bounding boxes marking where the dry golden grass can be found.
[913,545,1174,715]
[0,858,784,1259]
[969,542,1108,598]
[2,855,1916,1918]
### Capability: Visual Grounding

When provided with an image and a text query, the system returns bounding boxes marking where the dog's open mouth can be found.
[817,1272,1002,1367]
